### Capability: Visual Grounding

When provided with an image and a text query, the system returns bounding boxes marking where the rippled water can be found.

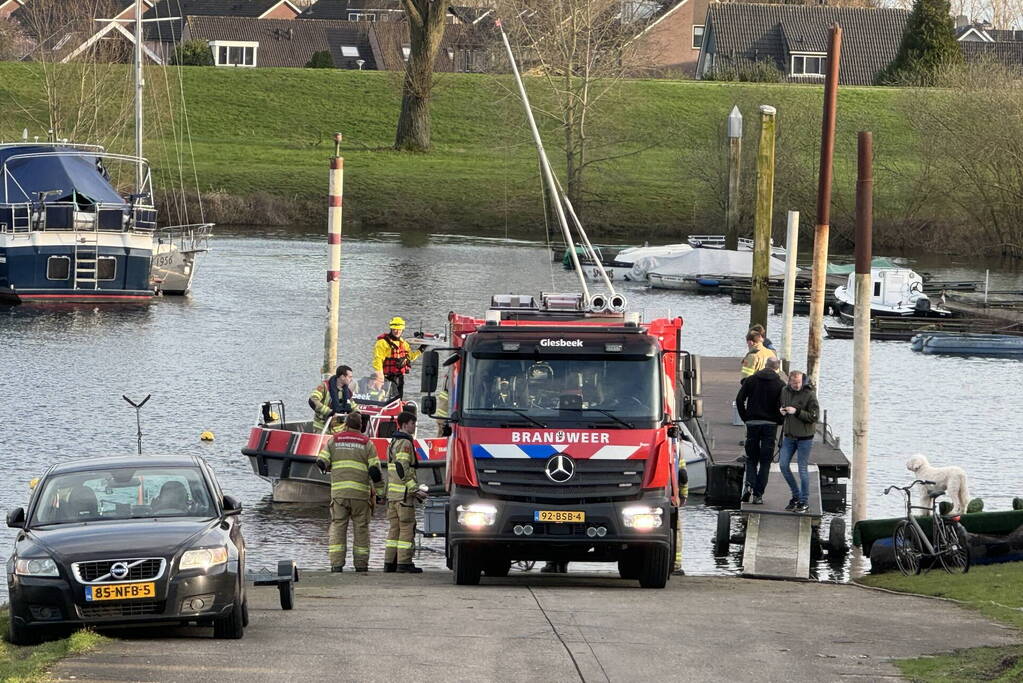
[2,231,1020,596]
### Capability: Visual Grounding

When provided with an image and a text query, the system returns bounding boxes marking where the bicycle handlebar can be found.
[883,479,936,495]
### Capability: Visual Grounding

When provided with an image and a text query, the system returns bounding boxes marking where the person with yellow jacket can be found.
[383,411,423,574]
[740,330,777,382]
[309,365,354,432]
[372,317,422,399]
[316,412,383,573]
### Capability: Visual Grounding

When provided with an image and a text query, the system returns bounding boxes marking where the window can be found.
[97,256,116,281]
[31,466,216,526]
[402,45,411,61]
[348,12,375,21]
[341,45,360,58]
[692,25,705,50]
[210,41,258,67]
[873,281,882,297]
[47,256,70,280]
[446,47,455,61]
[791,54,826,76]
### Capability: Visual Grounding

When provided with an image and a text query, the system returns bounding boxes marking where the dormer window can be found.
[349,12,375,21]
[341,46,360,57]
[791,53,826,76]
[210,40,258,67]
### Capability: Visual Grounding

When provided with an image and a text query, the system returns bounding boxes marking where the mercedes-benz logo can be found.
[109,562,129,580]
[544,455,575,483]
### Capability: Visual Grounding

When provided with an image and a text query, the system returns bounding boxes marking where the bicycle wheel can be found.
[893,520,923,576]
[938,521,971,574]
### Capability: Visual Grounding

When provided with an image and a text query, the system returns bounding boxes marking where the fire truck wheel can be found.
[453,545,482,586]
[483,559,511,577]
[617,552,642,580]
[638,544,670,588]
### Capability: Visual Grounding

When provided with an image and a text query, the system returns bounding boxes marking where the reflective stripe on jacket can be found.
[386,432,418,502]
[318,427,380,498]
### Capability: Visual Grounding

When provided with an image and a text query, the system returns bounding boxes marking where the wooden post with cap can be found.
[750,105,776,332]
[852,131,872,526]
[322,133,343,377]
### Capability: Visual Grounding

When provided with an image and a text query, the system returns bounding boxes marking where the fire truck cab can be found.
[420,293,693,588]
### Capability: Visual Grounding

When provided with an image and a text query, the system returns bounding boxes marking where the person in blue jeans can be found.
[778,370,819,513]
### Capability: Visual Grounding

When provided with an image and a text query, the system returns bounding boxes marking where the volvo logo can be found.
[544,455,576,483]
[109,562,129,580]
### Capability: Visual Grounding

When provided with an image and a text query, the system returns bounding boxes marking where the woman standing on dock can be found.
[778,371,819,513]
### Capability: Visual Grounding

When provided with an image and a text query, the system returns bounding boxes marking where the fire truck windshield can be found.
[461,354,660,427]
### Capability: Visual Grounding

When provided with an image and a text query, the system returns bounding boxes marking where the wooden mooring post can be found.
[807,24,842,389]
[322,133,344,376]
[750,105,776,331]
[852,132,872,526]
[726,106,743,252]
[781,210,800,373]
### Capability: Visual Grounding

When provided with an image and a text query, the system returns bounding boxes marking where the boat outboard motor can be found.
[915,296,932,313]
[589,293,608,312]
[609,294,628,313]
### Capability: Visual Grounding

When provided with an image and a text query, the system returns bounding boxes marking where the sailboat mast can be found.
[495,20,590,301]
[134,0,144,193]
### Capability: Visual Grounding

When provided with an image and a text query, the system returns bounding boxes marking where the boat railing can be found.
[155,222,214,252]
[688,234,726,249]
[0,201,157,235]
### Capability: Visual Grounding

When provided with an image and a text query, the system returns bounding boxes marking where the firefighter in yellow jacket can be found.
[384,411,422,573]
[316,412,383,572]
[740,330,777,381]
[372,317,422,399]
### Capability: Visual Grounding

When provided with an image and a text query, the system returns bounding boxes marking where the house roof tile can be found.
[703,3,910,85]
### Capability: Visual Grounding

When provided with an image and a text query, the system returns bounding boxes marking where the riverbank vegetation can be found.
[0,61,1019,255]
[0,611,107,682]
[858,564,1023,681]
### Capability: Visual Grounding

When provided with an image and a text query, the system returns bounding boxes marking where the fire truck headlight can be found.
[456,504,498,529]
[622,506,663,531]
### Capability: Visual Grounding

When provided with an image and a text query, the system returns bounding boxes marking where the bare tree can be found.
[0,17,31,61]
[496,0,653,214]
[394,0,448,152]
[11,0,133,147]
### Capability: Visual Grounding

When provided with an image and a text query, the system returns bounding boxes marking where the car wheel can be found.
[452,545,481,586]
[7,615,41,646]
[638,544,670,589]
[241,595,250,628]
[213,599,244,639]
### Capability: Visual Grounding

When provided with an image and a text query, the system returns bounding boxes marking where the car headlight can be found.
[622,506,663,531]
[456,504,497,529]
[15,557,59,577]
[179,546,229,571]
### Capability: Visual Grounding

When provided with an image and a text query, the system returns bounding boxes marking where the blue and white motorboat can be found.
[0,143,157,304]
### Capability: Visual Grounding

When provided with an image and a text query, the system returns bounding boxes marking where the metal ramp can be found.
[741,464,822,580]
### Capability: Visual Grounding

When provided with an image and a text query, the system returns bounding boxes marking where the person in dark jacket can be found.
[778,371,820,513]
[736,357,784,504]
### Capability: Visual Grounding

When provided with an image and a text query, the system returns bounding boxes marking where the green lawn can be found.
[0,63,926,241]
[0,611,107,682]
[858,564,1023,682]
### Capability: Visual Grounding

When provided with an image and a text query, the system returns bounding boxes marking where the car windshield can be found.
[462,355,660,427]
[30,466,215,526]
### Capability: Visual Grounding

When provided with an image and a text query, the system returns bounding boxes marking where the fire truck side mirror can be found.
[421,351,440,393]
[421,395,438,416]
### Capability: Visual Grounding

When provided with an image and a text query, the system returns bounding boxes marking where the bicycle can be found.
[883,479,971,576]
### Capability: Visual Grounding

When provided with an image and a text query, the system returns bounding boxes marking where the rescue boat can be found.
[242,378,447,503]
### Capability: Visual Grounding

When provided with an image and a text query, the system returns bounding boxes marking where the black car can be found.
[6,455,247,644]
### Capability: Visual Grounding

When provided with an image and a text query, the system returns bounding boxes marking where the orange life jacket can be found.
[378,334,410,377]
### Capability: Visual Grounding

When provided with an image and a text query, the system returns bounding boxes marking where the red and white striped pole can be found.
[322,132,343,376]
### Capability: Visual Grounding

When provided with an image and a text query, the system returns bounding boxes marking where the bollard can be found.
[322,133,343,377]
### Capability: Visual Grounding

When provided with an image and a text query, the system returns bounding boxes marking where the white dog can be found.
[906,454,970,515]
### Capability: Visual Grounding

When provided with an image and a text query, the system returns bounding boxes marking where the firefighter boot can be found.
[383,562,397,573]
[397,563,423,573]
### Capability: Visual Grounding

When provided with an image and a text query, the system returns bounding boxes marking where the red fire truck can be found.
[420,292,697,588]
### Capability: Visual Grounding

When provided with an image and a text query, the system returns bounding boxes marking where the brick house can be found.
[627,0,709,77]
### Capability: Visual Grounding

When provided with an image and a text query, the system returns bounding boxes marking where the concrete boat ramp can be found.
[51,572,1016,683]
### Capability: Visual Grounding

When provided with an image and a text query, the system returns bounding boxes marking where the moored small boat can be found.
[911,332,1023,356]
[833,268,952,319]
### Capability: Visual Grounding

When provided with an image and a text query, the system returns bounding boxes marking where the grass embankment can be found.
[0,610,107,682]
[859,564,1023,682]
[0,63,921,244]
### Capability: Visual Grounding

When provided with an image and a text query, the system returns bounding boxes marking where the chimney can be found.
[955,14,969,29]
